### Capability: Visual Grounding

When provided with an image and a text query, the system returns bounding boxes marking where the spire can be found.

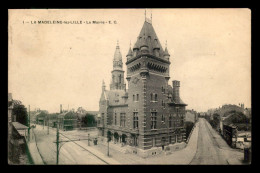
[164,40,170,56]
[151,9,152,24]
[127,47,133,56]
[116,40,119,48]
[102,80,106,91]
[164,47,170,56]
[113,40,122,62]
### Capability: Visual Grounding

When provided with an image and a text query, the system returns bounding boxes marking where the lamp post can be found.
[56,118,59,165]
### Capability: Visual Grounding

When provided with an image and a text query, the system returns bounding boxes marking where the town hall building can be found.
[97,16,187,157]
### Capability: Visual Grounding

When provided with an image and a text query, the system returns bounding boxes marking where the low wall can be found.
[126,142,187,158]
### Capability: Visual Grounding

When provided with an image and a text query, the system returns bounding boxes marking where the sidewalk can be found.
[27,129,44,165]
[89,121,200,164]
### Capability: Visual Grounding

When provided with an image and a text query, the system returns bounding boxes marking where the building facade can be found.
[97,17,187,155]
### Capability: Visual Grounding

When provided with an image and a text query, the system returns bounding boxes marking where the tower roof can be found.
[114,41,122,61]
[133,21,165,57]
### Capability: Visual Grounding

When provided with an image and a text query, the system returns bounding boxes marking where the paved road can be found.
[190,118,241,165]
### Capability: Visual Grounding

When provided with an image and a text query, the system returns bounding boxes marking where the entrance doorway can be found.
[114,132,119,143]
[162,137,166,150]
[122,134,127,145]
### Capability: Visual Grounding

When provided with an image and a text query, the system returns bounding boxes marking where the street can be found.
[190,118,243,165]
[28,118,243,165]
[31,124,108,164]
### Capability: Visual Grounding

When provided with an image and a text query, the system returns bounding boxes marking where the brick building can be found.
[97,17,187,156]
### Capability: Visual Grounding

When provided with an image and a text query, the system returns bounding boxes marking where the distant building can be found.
[223,124,238,148]
[98,16,187,156]
[185,109,197,123]
[58,111,77,131]
[8,93,13,123]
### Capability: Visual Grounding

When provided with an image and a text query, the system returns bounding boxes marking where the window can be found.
[114,113,117,125]
[176,107,180,114]
[136,94,139,101]
[152,138,156,147]
[155,94,158,101]
[151,112,157,129]
[169,114,172,128]
[150,93,153,101]
[133,95,135,101]
[120,113,126,127]
[162,86,165,94]
[101,113,104,126]
[161,114,165,122]
[133,112,138,129]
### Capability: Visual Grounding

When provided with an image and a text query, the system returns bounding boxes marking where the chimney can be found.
[172,80,180,103]
[60,104,62,113]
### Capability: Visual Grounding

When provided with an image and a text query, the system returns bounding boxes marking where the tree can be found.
[12,100,28,126]
[82,113,96,127]
[185,121,194,138]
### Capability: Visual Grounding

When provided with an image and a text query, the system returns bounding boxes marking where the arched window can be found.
[136,94,139,101]
[133,95,135,101]
[155,94,158,101]
[150,93,153,101]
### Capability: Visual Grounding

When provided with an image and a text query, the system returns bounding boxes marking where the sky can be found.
[8,9,251,113]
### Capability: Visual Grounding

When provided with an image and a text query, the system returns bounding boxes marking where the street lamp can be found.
[56,118,59,165]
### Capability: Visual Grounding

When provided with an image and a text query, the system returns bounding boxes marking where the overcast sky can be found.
[8,9,251,113]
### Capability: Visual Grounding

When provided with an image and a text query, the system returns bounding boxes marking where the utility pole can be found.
[56,118,59,165]
[107,140,109,156]
[47,114,49,135]
[88,134,90,146]
[28,105,30,142]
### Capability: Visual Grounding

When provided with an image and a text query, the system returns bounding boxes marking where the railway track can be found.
[58,132,109,165]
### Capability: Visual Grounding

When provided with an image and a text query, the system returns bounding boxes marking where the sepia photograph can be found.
[8,8,251,165]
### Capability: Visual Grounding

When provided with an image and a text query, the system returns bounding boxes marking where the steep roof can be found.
[104,90,128,106]
[127,47,133,56]
[12,122,28,130]
[114,42,122,61]
[133,21,165,58]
